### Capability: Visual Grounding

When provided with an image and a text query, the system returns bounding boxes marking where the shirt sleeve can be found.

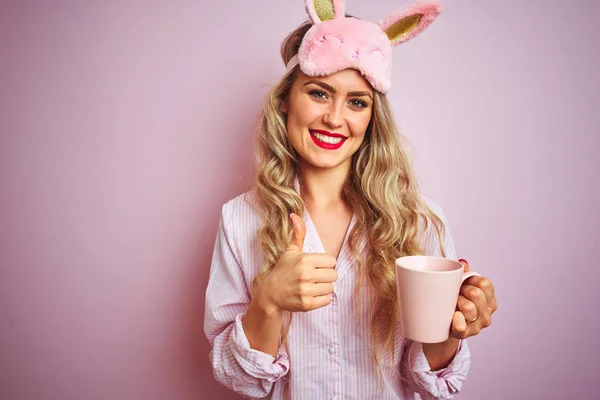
[203,202,290,398]
[400,339,471,399]
[397,197,471,398]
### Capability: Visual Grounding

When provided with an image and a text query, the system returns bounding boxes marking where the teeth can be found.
[312,132,344,144]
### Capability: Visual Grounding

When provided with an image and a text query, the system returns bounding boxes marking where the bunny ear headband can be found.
[286,0,442,93]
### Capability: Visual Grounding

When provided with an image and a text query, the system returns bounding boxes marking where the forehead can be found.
[295,69,373,93]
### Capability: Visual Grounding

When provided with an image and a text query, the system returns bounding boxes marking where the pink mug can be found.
[395,256,480,343]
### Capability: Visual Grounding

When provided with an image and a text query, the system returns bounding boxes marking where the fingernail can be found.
[458,258,468,265]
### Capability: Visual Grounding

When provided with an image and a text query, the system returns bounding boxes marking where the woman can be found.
[204,1,497,399]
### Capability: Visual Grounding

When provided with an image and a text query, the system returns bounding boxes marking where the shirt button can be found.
[328,346,335,354]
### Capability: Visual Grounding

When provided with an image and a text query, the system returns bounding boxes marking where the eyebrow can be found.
[304,80,373,100]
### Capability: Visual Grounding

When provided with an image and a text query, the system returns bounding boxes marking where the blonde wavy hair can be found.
[247,20,447,368]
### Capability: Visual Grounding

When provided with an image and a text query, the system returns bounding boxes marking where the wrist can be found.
[253,281,282,319]
[243,280,284,357]
[422,337,460,371]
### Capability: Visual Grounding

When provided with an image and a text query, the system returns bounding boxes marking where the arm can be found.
[423,338,461,370]
[242,210,336,357]
[400,339,471,400]
[242,285,284,358]
[398,197,471,398]
[204,203,289,398]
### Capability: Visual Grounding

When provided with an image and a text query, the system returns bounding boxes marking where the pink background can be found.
[1,1,598,399]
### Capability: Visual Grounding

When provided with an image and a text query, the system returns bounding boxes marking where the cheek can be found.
[288,97,319,126]
[349,113,372,138]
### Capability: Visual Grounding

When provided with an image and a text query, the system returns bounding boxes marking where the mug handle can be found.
[461,270,481,284]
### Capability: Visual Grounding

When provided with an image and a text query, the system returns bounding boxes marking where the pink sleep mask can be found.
[286,0,442,93]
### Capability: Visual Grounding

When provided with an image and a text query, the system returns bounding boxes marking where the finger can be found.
[489,296,498,313]
[302,253,337,268]
[457,295,477,323]
[286,213,306,252]
[461,284,492,327]
[460,284,487,311]
[308,282,335,296]
[309,294,332,310]
[458,258,470,273]
[312,268,338,283]
[462,276,496,308]
[450,310,469,339]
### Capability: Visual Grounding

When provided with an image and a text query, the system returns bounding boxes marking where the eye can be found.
[309,89,329,100]
[349,99,368,109]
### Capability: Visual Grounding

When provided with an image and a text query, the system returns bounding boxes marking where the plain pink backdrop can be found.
[1,1,598,399]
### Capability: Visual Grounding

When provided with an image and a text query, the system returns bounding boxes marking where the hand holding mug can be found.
[450,259,498,339]
[396,256,494,343]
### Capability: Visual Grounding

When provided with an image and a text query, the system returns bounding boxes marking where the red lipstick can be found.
[309,129,348,150]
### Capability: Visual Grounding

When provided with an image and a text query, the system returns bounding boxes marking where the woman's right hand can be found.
[257,213,338,314]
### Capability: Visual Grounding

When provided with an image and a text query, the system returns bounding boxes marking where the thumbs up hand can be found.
[257,213,338,314]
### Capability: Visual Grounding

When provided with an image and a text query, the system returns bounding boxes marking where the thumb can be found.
[458,258,470,273]
[286,213,306,252]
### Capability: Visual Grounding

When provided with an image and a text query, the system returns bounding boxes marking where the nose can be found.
[323,100,344,129]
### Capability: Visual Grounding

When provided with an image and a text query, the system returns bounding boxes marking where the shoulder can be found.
[419,194,447,221]
[222,189,258,213]
[219,190,264,270]
[417,194,458,258]
[220,190,262,231]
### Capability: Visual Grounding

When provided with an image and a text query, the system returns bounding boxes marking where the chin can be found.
[302,155,348,170]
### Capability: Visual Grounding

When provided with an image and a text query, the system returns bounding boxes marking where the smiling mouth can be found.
[308,130,348,151]
[309,130,347,145]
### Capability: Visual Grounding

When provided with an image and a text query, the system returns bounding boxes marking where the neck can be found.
[298,161,350,208]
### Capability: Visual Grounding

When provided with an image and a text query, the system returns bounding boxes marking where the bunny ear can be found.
[379,2,442,46]
[304,0,346,24]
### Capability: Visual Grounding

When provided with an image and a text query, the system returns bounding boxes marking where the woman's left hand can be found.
[450,259,498,339]
[422,259,498,370]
